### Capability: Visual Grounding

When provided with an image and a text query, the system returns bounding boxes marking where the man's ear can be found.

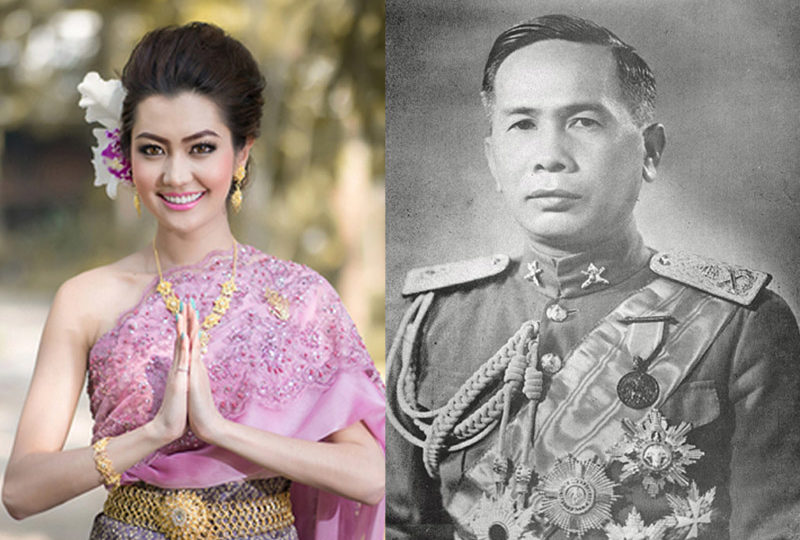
[642,123,666,183]
[484,137,502,192]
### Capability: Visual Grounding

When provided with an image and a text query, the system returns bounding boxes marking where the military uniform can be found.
[387,227,800,539]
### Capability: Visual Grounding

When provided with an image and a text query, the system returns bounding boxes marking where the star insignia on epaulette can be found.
[581,263,609,289]
[650,251,769,306]
[608,410,704,497]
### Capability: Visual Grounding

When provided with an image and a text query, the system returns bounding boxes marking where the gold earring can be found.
[231,165,246,213]
[133,191,142,217]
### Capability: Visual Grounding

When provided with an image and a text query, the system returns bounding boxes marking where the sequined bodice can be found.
[87,244,380,453]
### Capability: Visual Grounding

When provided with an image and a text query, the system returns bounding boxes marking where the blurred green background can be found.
[0,0,384,536]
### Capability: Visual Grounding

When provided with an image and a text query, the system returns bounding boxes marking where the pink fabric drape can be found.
[88,245,385,539]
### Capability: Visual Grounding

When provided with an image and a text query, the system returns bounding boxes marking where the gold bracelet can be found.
[92,437,121,489]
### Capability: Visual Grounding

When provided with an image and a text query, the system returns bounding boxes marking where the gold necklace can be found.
[153,240,238,353]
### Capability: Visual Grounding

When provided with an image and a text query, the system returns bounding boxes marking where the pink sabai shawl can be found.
[88,244,385,539]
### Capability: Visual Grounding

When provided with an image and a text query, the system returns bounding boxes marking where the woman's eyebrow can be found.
[182,129,220,142]
[134,129,221,143]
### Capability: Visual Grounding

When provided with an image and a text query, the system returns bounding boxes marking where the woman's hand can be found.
[165,303,384,505]
[149,302,190,443]
[3,276,194,519]
[186,304,226,443]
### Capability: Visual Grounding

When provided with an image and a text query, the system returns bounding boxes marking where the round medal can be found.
[616,371,659,409]
[545,304,569,322]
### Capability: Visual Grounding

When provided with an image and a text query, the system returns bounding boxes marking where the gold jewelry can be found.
[231,164,245,213]
[133,191,142,217]
[154,240,238,354]
[103,481,294,539]
[264,286,290,320]
[93,437,121,489]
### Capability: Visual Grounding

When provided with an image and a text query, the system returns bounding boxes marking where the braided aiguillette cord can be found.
[514,343,543,505]
[387,293,509,454]
[423,321,533,476]
[423,320,540,477]
[398,291,440,424]
[386,293,433,448]
[493,339,531,495]
[388,290,546,478]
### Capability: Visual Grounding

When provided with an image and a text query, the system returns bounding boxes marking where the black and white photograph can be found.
[386,1,800,539]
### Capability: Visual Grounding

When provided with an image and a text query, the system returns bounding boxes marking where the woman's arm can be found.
[2,276,190,519]
[206,417,384,506]
[185,309,385,506]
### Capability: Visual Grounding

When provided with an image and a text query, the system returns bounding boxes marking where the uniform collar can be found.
[518,224,651,299]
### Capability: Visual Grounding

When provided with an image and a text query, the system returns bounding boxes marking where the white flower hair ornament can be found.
[77,72,132,200]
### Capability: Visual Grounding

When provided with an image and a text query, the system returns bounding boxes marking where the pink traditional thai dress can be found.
[87,244,385,539]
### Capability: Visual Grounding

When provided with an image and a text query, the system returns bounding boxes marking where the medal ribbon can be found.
[462,278,737,495]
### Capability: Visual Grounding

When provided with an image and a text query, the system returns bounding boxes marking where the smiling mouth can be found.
[159,192,205,205]
[158,191,206,210]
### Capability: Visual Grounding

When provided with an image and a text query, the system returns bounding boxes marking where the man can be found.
[387,14,800,540]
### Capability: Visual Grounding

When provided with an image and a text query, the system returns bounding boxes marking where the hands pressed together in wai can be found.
[152,299,227,446]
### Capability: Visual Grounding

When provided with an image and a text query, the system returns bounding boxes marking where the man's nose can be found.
[532,128,575,173]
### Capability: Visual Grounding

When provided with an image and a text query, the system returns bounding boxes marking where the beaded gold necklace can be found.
[153,240,238,354]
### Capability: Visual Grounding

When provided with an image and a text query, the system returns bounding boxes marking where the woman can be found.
[1,22,385,539]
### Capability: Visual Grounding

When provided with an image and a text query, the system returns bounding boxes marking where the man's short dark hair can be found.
[481,14,656,127]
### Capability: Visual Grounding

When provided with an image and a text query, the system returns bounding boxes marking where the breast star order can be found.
[667,482,715,539]
[581,263,610,289]
[524,261,543,286]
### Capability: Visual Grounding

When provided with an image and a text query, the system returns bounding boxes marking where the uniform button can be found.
[546,303,569,322]
[540,353,563,375]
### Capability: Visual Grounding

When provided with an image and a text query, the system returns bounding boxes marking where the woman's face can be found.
[130,92,249,234]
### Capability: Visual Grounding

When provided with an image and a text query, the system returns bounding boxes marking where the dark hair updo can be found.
[120,22,265,163]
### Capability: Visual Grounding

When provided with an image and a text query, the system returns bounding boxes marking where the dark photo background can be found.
[386,0,800,319]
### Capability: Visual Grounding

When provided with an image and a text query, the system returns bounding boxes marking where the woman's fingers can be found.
[174,300,190,374]
[152,300,190,442]
[169,299,202,375]
[171,304,182,366]
[189,298,200,343]
[181,302,192,372]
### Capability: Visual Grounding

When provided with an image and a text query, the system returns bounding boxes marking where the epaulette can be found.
[650,251,770,306]
[402,254,510,296]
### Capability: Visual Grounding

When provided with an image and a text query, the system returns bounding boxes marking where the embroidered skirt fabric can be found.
[89,478,299,540]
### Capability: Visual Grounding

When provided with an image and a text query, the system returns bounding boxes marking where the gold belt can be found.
[103,482,295,540]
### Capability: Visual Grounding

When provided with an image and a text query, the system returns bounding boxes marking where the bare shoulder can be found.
[52,249,156,347]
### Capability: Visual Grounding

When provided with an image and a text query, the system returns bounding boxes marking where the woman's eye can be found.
[191,143,216,154]
[509,119,536,131]
[138,145,164,156]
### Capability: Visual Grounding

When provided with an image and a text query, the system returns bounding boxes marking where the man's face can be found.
[485,40,648,251]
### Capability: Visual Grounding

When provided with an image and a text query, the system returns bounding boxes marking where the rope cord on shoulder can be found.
[386,292,500,452]
[386,293,435,448]
[386,292,544,478]
[398,291,440,424]
[422,320,540,477]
